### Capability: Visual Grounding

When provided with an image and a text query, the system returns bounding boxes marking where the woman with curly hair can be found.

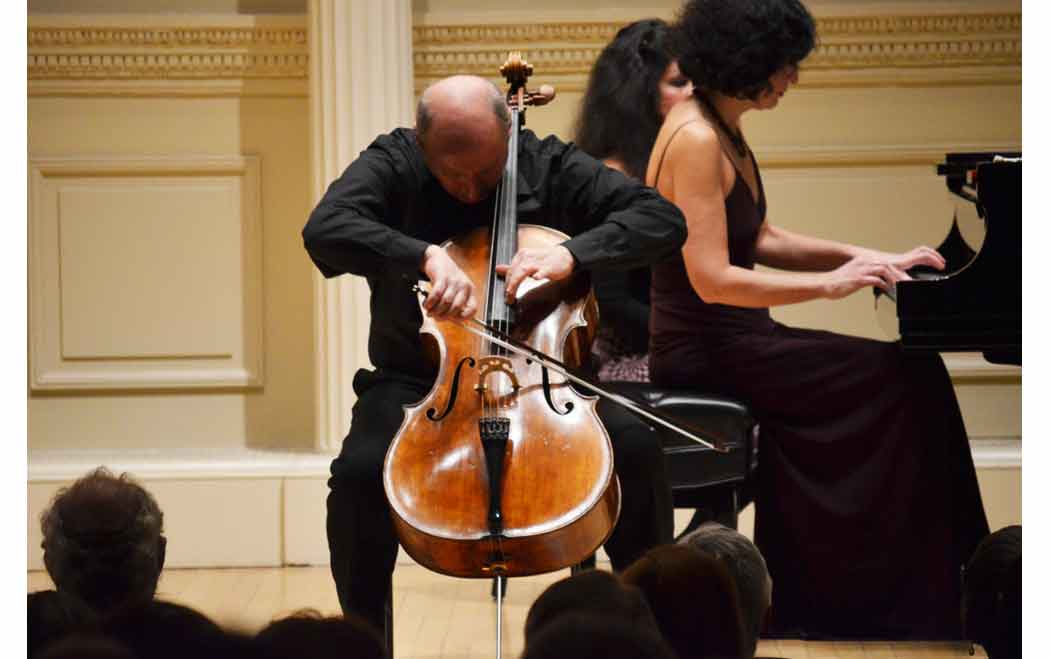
[573,18,692,382]
[646,0,990,639]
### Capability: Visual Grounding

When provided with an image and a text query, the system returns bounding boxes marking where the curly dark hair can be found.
[675,0,816,100]
[41,467,166,614]
[573,19,678,180]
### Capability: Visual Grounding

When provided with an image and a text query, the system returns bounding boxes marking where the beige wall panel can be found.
[58,180,242,359]
[28,95,315,448]
[30,156,263,389]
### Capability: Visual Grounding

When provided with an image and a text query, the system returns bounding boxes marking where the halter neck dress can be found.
[648,130,990,639]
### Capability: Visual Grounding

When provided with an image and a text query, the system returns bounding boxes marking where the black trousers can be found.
[326,368,674,633]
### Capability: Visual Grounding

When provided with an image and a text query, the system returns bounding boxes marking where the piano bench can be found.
[568,383,758,578]
[606,382,759,532]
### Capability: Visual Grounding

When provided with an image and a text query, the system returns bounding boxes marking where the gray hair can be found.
[679,522,772,657]
[40,467,165,613]
[415,78,511,144]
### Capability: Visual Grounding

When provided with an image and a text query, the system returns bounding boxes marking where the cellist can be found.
[302,74,685,643]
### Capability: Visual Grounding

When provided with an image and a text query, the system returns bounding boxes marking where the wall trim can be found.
[28,448,336,482]
[28,14,309,97]
[28,9,1020,97]
[755,142,1023,169]
[26,439,1018,569]
[27,437,1020,483]
[412,12,1020,91]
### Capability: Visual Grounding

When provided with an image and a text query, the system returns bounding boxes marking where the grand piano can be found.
[880,151,1021,365]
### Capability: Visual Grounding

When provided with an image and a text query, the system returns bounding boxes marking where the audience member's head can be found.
[679,523,772,657]
[254,608,388,659]
[623,543,747,659]
[33,634,136,659]
[962,525,1021,659]
[524,568,660,645]
[104,599,254,659]
[28,590,99,658]
[521,612,677,659]
[40,467,166,615]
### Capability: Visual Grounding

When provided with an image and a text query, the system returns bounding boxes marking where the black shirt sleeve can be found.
[302,131,432,280]
[543,138,686,271]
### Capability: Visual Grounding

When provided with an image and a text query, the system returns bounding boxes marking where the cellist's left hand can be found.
[496,245,576,304]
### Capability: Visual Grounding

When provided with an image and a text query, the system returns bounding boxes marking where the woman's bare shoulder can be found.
[648,104,723,187]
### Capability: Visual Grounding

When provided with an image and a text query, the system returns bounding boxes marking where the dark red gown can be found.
[649,152,990,639]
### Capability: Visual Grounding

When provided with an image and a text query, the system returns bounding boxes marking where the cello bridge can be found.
[474,356,520,393]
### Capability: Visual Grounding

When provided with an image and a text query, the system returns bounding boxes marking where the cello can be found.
[383,54,621,582]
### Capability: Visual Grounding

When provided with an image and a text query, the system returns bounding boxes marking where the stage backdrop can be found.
[28,0,1020,570]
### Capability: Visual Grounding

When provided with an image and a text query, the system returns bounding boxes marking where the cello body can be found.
[383,223,621,578]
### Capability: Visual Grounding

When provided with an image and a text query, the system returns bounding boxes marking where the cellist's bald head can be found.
[416,75,512,204]
[416,75,511,151]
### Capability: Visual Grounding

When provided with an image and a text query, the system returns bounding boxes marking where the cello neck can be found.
[486,102,522,334]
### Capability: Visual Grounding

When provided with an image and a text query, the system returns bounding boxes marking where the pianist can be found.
[646,0,990,639]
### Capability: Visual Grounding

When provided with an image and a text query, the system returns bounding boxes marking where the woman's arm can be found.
[659,124,899,307]
[755,222,946,273]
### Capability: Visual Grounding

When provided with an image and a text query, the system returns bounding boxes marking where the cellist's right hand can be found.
[420,245,479,319]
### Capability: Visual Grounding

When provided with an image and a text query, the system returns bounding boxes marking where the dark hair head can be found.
[522,612,677,659]
[40,467,166,614]
[104,599,255,659]
[28,590,100,657]
[34,634,136,659]
[674,0,816,100]
[623,543,748,659]
[573,18,678,179]
[524,569,660,644]
[679,523,772,657]
[962,525,1021,659]
[255,609,388,659]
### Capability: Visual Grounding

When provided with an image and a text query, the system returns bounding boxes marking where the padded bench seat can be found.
[603,382,759,530]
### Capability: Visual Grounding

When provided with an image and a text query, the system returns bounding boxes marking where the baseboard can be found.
[28,439,1020,571]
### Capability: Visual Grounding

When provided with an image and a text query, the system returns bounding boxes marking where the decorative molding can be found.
[412,12,1021,90]
[29,155,265,391]
[26,438,1018,571]
[28,16,308,97]
[970,437,1022,470]
[28,447,335,482]
[754,142,1023,169]
[28,10,1021,97]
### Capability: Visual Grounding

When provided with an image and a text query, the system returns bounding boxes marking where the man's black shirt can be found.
[303,127,686,381]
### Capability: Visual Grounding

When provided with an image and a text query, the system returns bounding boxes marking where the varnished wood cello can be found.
[383,54,621,582]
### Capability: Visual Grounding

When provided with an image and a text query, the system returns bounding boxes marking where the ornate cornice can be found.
[413,12,1021,90]
[28,19,309,96]
[27,11,1021,97]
